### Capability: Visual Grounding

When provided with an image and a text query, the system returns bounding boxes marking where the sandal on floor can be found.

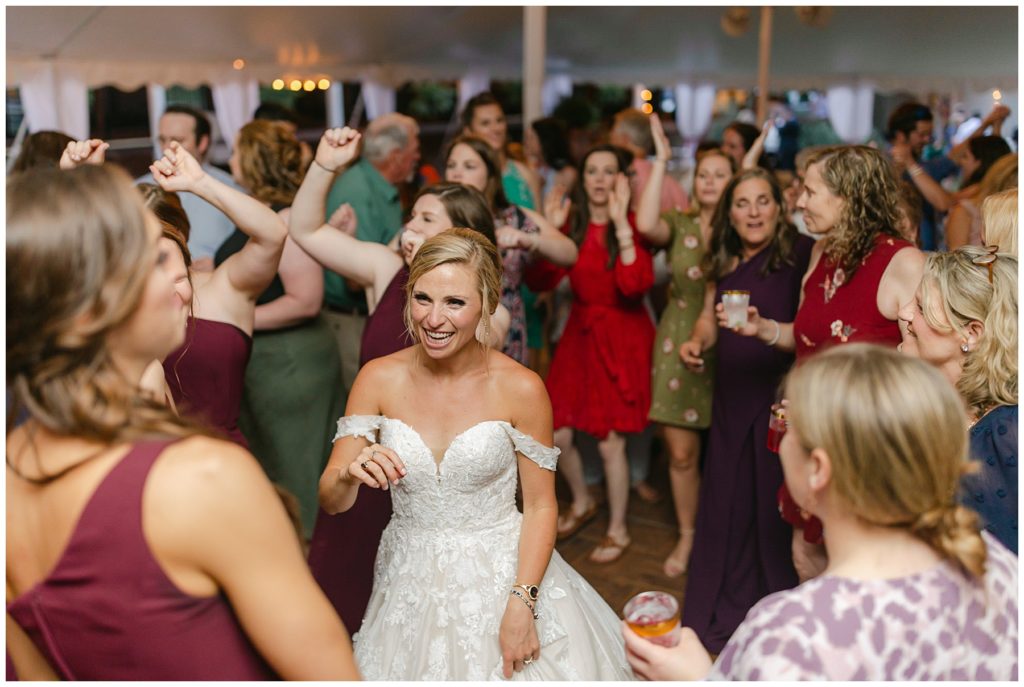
[662,529,695,578]
[589,534,631,564]
[556,502,598,540]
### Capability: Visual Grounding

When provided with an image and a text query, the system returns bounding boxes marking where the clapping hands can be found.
[543,185,572,228]
[608,172,631,222]
[150,141,207,193]
[316,127,362,174]
[650,114,671,163]
[496,225,539,251]
[59,139,109,170]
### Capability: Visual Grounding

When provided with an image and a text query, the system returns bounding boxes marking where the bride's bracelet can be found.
[509,589,540,620]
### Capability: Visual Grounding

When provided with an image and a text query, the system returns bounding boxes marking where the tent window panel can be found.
[89,86,150,140]
[7,88,24,147]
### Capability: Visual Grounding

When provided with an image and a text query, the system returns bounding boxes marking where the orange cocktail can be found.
[623,591,681,647]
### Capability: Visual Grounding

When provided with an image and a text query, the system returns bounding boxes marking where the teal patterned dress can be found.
[649,211,715,429]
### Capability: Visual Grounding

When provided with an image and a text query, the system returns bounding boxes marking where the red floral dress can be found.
[784,233,915,542]
[526,217,655,439]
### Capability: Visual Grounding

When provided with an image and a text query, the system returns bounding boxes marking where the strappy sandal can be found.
[556,501,598,540]
[589,534,631,564]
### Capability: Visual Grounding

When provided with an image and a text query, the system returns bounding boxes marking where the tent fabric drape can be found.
[674,82,717,143]
[542,74,573,116]
[211,78,261,152]
[146,84,166,157]
[826,83,875,144]
[19,63,90,140]
[457,70,491,114]
[361,79,396,120]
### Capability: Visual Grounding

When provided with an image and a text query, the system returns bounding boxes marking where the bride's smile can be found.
[410,262,483,356]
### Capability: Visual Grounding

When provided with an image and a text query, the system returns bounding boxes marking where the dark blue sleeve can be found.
[962,406,1018,554]
[923,155,959,183]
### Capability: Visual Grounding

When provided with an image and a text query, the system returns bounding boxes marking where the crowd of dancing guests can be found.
[7,93,1018,680]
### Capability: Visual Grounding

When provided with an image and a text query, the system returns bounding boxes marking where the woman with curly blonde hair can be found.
[725,145,924,581]
[623,345,1017,680]
[899,245,1017,552]
[213,119,344,538]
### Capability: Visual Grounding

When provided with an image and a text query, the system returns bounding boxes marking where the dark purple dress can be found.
[681,236,813,653]
[163,317,252,447]
[307,265,413,633]
[6,441,277,680]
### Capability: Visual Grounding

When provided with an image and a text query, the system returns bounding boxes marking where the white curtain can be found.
[326,81,345,128]
[674,82,717,143]
[361,78,396,120]
[826,82,875,143]
[146,84,166,157]
[542,74,573,116]
[457,70,491,114]
[211,78,260,151]
[19,63,90,140]
[631,83,647,110]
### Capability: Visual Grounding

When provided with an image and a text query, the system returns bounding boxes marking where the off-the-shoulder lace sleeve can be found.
[333,414,384,443]
[501,423,560,471]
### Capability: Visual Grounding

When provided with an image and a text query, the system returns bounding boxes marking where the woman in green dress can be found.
[636,115,736,577]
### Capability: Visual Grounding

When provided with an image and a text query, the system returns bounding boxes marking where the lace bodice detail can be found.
[335,416,558,531]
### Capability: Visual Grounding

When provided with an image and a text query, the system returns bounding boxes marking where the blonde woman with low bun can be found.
[622,345,1017,680]
[898,245,1018,553]
[981,188,1017,255]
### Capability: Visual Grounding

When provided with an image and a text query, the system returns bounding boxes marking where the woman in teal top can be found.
[635,115,736,578]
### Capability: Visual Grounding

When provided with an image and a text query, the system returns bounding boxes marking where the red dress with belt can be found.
[782,233,914,542]
[526,217,655,439]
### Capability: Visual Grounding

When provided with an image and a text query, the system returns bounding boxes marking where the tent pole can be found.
[523,6,546,128]
[756,6,773,123]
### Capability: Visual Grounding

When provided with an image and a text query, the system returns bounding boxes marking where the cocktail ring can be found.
[523,657,534,665]
[361,460,372,471]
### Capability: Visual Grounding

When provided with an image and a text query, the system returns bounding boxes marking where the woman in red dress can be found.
[723,145,924,580]
[526,145,655,563]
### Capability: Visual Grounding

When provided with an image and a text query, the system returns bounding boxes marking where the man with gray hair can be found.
[321,112,420,398]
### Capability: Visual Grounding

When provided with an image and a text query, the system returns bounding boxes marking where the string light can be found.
[318,79,331,90]
[289,79,302,91]
[993,89,1002,101]
[232,58,245,70]
[303,80,316,92]
[641,103,654,114]
[641,89,653,101]
[272,79,285,91]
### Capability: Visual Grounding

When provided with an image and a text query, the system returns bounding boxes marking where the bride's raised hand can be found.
[499,597,540,678]
[347,443,407,491]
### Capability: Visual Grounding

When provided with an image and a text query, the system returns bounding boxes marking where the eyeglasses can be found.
[972,245,1000,284]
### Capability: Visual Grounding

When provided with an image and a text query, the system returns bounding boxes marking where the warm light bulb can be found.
[641,103,654,114]
[232,58,245,70]
[318,79,331,90]
[272,79,285,90]
[303,80,316,92]
[641,89,653,101]
[993,89,1003,101]
[289,80,302,91]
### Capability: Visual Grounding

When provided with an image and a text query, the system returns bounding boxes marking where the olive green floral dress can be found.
[649,211,715,429]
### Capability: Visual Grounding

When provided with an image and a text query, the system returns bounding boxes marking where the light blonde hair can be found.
[981,188,1017,256]
[688,147,737,216]
[920,246,1018,417]
[973,154,1018,207]
[403,228,503,348]
[784,344,986,578]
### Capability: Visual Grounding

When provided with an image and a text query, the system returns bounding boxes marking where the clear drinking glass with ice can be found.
[722,290,751,329]
[623,591,681,647]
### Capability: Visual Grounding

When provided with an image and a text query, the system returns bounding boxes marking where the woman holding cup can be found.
[677,168,813,653]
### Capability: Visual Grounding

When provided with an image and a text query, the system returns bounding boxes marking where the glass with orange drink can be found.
[623,591,681,647]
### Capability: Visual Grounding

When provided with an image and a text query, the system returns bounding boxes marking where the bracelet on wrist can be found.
[908,164,925,178]
[766,318,781,347]
[313,159,338,174]
[509,588,539,619]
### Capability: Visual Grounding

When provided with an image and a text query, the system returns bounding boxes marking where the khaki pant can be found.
[321,308,367,405]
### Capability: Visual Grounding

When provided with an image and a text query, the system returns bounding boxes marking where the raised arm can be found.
[150,142,286,299]
[892,142,954,213]
[635,115,673,246]
[252,232,324,331]
[949,104,1011,164]
[58,139,109,169]
[515,206,578,267]
[152,437,360,679]
[742,121,772,171]
[289,127,401,287]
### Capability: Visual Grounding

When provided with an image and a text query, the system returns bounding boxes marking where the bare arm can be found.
[151,437,360,679]
[500,370,557,678]
[151,141,287,299]
[518,206,578,267]
[944,203,973,250]
[252,236,323,331]
[949,104,1011,163]
[610,173,637,266]
[877,246,925,321]
[635,115,672,245]
[742,121,772,170]
[678,282,719,370]
[289,127,402,288]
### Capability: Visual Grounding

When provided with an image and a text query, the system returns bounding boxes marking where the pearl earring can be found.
[961,342,970,353]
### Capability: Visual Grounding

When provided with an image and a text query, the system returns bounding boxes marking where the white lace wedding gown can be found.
[337,415,635,681]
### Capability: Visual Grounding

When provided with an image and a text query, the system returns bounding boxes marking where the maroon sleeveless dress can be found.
[308,265,413,633]
[6,441,277,680]
[163,317,252,447]
[782,233,914,542]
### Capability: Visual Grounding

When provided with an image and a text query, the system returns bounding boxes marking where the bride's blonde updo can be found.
[403,228,503,346]
[783,344,987,578]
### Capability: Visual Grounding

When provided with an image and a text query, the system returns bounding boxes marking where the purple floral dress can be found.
[496,205,539,365]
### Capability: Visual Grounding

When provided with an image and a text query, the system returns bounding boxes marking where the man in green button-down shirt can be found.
[321,112,420,400]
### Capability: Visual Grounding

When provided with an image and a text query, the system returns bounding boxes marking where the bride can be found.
[318,228,633,680]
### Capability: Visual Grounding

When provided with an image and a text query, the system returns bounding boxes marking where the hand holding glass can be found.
[721,290,750,329]
[623,591,681,647]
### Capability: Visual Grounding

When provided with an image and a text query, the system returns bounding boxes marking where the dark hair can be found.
[443,135,510,211]
[531,117,572,170]
[886,102,933,142]
[724,121,761,152]
[163,104,212,146]
[11,131,74,174]
[136,183,191,242]
[254,102,299,126]
[569,144,633,269]
[702,167,799,280]
[460,92,503,132]
[964,136,1013,188]
[413,182,497,248]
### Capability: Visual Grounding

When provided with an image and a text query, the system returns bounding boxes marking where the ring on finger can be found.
[523,657,534,665]
[361,460,372,471]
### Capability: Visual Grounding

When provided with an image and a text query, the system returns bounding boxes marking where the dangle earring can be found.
[960,342,970,353]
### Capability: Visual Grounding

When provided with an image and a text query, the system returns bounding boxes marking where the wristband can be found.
[908,164,925,178]
[766,318,781,347]
[510,588,539,619]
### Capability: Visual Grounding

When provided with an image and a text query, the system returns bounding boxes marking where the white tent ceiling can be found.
[6,5,1019,92]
